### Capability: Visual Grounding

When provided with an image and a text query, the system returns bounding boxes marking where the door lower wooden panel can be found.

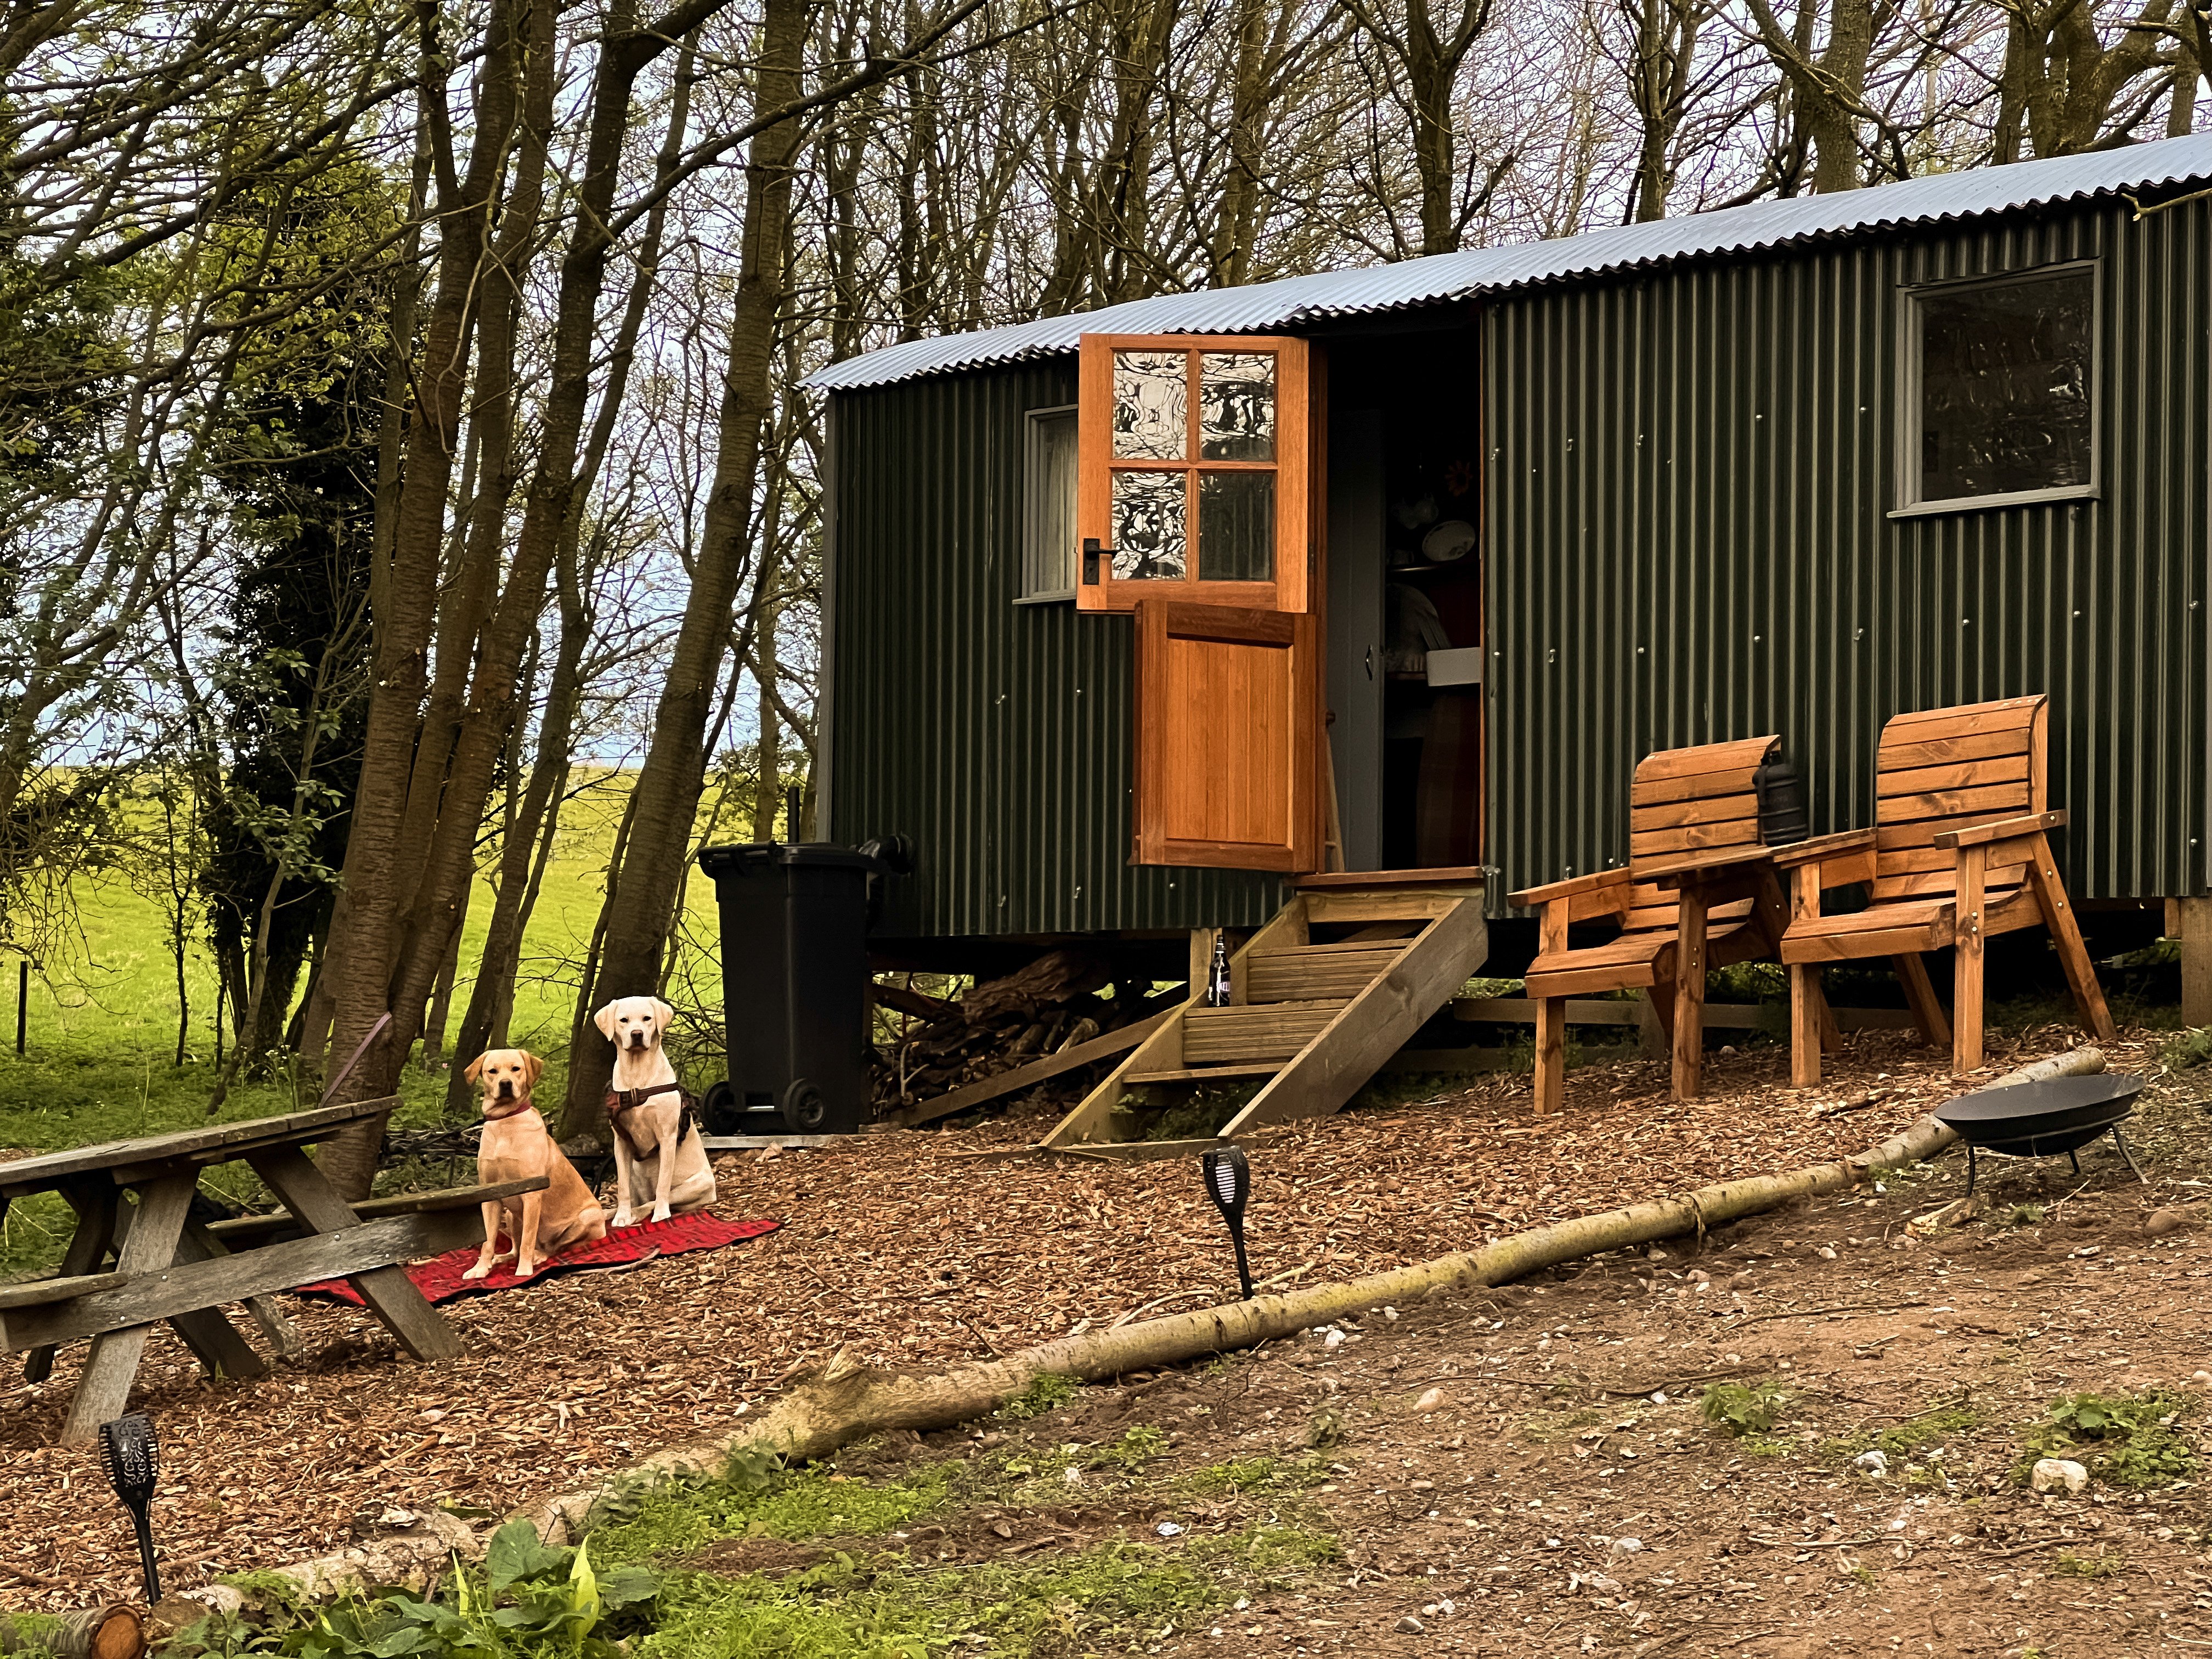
[1133,599,1322,871]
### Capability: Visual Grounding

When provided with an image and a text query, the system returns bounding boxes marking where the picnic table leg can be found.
[246,1144,463,1362]
[177,1220,297,1361]
[58,1173,197,1444]
[24,1178,119,1384]
[101,1193,269,1383]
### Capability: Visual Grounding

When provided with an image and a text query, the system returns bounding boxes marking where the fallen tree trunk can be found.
[226,1046,2107,1585]
[0,1605,143,1658]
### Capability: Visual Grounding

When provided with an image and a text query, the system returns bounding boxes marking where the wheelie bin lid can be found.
[697,842,881,879]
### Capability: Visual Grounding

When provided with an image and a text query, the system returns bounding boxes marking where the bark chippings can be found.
[223,1046,2104,1596]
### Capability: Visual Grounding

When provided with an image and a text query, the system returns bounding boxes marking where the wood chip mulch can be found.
[0,1023,2142,1609]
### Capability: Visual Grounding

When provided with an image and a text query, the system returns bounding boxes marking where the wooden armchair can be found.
[1778,694,2115,1083]
[1512,736,1791,1112]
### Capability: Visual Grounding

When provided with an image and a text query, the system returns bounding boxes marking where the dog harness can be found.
[604,1081,697,1158]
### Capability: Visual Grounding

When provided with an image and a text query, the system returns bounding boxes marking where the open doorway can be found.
[1325,326,1485,873]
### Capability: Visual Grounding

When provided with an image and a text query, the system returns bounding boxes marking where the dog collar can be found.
[482,1098,535,1121]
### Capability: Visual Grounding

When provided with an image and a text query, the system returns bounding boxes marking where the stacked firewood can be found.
[871,948,1166,1109]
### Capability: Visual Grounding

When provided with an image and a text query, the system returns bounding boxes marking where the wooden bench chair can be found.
[1778,694,2115,1082]
[1512,735,1792,1112]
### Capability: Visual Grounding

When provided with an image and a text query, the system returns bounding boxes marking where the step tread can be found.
[1122,1063,1282,1085]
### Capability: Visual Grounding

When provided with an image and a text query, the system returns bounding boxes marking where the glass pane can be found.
[1199,470,1274,582]
[1111,470,1187,580]
[1919,272,2093,503]
[1024,409,1078,596]
[1112,351,1187,460]
[1199,352,1276,460]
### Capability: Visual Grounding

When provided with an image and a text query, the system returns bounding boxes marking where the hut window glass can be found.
[1077,333,1311,612]
[1021,405,1078,601]
[1905,266,2096,512]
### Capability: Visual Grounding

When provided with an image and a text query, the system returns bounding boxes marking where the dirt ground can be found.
[7,1020,2209,1657]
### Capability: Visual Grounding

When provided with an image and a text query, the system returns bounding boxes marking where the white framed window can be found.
[1894,261,2098,517]
[1019,405,1079,602]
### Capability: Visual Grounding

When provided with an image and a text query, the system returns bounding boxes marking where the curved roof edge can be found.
[806,135,2212,392]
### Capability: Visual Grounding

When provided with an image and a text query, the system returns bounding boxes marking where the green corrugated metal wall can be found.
[826,360,1287,940]
[1484,195,2212,904]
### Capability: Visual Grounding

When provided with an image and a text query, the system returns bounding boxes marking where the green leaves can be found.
[484,1521,571,1595]
[194,1523,661,1657]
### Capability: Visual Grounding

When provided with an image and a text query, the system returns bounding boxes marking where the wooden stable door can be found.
[1132,599,1322,872]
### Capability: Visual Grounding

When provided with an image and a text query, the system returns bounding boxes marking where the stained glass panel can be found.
[1111,470,1187,580]
[1113,351,1187,460]
[1199,353,1276,461]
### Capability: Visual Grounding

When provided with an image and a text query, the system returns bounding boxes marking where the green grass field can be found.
[0,774,731,1276]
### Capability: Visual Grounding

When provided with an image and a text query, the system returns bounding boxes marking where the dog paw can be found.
[610,1211,635,1230]
[650,1204,673,1223]
[515,1261,539,1278]
[462,1263,494,1280]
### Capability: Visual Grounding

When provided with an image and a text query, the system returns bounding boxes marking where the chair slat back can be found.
[1622,735,1781,932]
[1871,695,2047,903]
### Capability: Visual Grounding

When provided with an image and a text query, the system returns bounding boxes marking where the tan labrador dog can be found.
[462,1049,608,1278]
[595,996,716,1227]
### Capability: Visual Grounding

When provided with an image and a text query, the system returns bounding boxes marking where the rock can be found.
[1324,1328,1346,1349]
[379,1506,421,1529]
[1646,1248,1670,1262]
[1818,1246,1838,1260]
[2030,1458,2090,1496]
[1686,1268,1711,1283]
[1396,1615,1426,1634]
[1852,1449,1889,1477]
[184,1585,247,1617]
[1611,1536,1645,1556]
[2145,1207,2198,1237]
[1414,1387,1444,1413]
[2192,1370,2212,1390]
[1156,1521,1184,1537]
[1719,1044,1738,1056]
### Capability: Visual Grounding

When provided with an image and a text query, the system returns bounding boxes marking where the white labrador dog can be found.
[595,996,717,1227]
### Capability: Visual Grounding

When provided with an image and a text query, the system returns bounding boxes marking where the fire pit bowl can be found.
[1934,1072,2146,1193]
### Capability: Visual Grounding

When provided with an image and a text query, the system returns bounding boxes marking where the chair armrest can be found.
[1933,809,2064,850]
[1640,845,1774,889]
[1769,828,1877,870]
[1509,867,1629,909]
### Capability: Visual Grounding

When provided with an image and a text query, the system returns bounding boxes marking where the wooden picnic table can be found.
[0,1097,542,1445]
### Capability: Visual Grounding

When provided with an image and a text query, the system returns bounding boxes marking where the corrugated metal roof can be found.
[808,134,2212,390]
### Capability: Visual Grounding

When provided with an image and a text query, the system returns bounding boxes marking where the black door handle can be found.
[1082,539,1113,585]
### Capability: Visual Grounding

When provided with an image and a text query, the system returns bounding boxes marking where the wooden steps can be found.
[1040,871,1488,1152]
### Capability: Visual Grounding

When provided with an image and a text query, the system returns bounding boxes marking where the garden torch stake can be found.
[98,1413,161,1602]
[1201,1146,1254,1299]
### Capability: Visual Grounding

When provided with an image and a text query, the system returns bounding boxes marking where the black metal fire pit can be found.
[1934,1073,2147,1195]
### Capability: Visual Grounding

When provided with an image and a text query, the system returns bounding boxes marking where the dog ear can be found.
[593,1002,619,1040]
[464,1053,487,1084]
[651,998,674,1034]
[522,1051,544,1087]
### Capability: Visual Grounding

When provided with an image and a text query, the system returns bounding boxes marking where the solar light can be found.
[1201,1145,1255,1300]
[98,1412,160,1602]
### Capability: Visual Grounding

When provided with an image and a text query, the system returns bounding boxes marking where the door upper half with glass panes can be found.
[1076,335,1313,613]
[1069,334,1325,872]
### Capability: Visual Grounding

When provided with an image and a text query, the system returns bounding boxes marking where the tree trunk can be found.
[319,0,736,1197]
[311,0,527,1197]
[560,0,811,1139]
[751,589,782,840]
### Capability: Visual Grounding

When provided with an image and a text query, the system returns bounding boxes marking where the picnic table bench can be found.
[0,1097,544,1444]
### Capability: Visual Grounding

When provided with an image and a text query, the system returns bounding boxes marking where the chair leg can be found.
[2023,837,2118,1042]
[1534,996,1567,1114]
[1954,848,1987,1074]
[1789,964,1824,1087]
[1893,953,1951,1048]
[1672,891,1709,1100]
